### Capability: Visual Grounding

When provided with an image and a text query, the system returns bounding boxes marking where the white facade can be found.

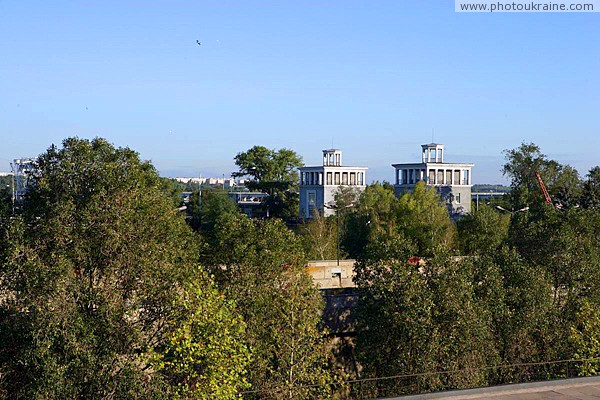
[392,143,474,215]
[299,149,368,219]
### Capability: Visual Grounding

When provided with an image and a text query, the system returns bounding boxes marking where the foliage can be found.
[159,177,188,206]
[582,166,600,210]
[569,300,600,376]
[202,213,339,399]
[396,182,457,256]
[151,272,251,399]
[299,210,338,261]
[232,146,303,220]
[502,142,583,209]
[0,137,249,399]
[354,242,496,396]
[190,188,239,236]
[457,204,510,255]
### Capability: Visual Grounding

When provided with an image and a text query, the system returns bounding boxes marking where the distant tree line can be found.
[1,139,599,399]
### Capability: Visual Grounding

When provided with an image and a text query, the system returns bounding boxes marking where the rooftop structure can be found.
[392,143,474,215]
[10,158,35,205]
[299,149,368,218]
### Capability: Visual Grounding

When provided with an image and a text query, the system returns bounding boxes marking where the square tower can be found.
[299,149,368,219]
[392,143,474,215]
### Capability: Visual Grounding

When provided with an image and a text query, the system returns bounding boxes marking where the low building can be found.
[299,149,368,219]
[392,143,474,215]
[228,191,268,218]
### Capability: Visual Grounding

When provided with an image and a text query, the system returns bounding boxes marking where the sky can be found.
[1,0,598,183]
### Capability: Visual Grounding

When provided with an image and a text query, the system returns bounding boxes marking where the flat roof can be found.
[299,165,368,170]
[383,376,600,400]
[391,162,475,168]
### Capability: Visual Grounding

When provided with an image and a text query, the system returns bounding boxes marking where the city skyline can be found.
[1,1,598,183]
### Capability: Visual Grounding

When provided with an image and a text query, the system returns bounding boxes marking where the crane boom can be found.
[535,171,552,204]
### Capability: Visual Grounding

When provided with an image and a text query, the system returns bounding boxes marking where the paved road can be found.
[384,376,600,400]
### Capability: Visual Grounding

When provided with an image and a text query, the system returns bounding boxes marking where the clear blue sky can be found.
[1,1,598,183]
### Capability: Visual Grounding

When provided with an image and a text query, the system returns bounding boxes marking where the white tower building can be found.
[392,143,474,215]
[299,149,368,219]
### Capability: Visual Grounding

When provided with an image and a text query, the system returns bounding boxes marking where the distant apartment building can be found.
[392,143,474,215]
[299,149,368,219]
[173,177,237,189]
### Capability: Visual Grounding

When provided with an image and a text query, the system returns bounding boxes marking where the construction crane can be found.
[535,171,562,208]
[535,171,552,204]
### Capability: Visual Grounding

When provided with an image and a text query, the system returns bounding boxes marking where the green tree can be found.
[203,213,338,399]
[354,234,437,397]
[569,299,600,376]
[150,272,251,399]
[232,146,303,220]
[298,211,338,261]
[582,166,600,209]
[197,187,238,233]
[354,244,497,397]
[396,181,456,256]
[0,137,249,399]
[457,204,510,255]
[503,142,583,209]
[342,183,399,259]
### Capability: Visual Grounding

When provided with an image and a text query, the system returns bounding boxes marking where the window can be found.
[437,170,444,184]
[334,172,340,185]
[308,191,316,206]
[342,172,348,185]
[326,172,332,185]
[350,172,356,185]
[446,170,452,185]
[429,170,435,183]
[308,191,317,217]
[358,172,364,185]
[456,193,461,203]
[454,170,460,185]
[403,170,408,184]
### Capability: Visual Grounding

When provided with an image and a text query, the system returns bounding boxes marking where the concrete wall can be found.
[306,259,356,289]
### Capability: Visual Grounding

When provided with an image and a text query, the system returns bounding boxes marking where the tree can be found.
[232,146,303,219]
[298,211,337,261]
[582,166,600,209]
[190,187,239,236]
[457,204,510,255]
[0,137,250,399]
[354,242,497,397]
[569,299,600,376]
[150,272,251,399]
[353,235,437,397]
[342,183,399,259]
[202,213,339,399]
[503,143,583,209]
[502,143,550,209]
[396,181,456,256]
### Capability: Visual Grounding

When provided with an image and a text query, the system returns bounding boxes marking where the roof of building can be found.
[384,376,600,400]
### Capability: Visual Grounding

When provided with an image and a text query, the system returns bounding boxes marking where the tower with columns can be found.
[299,149,368,219]
[392,143,474,215]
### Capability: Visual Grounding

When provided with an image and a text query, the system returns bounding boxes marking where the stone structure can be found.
[392,143,474,215]
[299,149,368,219]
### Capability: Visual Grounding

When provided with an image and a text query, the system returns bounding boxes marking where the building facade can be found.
[299,149,368,219]
[392,143,474,215]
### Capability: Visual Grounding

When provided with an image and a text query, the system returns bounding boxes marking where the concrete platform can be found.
[384,376,600,400]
